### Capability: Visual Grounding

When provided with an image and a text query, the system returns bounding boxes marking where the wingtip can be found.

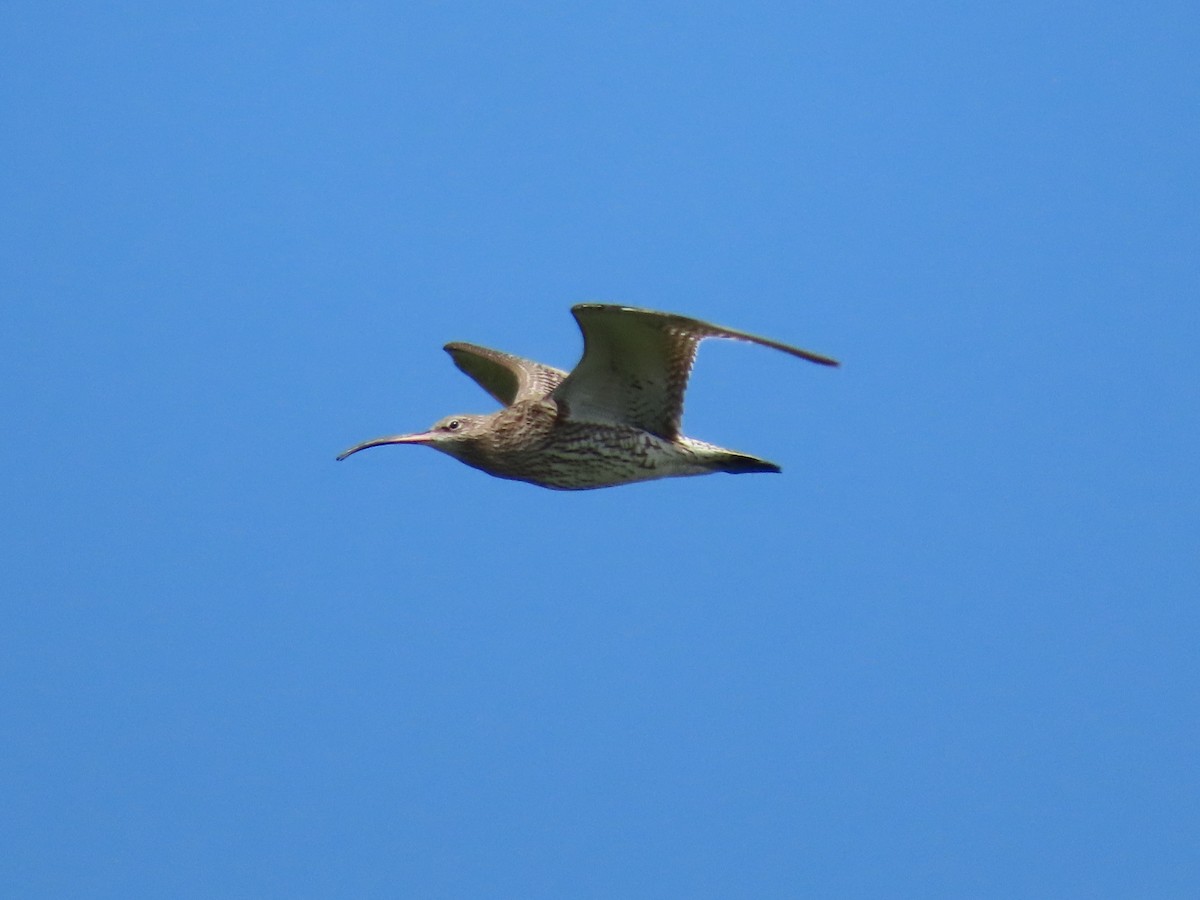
[572,302,641,316]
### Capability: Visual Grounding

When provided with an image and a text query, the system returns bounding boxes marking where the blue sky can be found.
[2,3,1197,897]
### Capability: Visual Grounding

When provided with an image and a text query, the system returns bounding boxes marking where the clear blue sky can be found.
[3,3,1197,897]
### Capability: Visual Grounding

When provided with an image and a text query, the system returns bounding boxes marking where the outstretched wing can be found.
[444,342,568,407]
[552,305,838,439]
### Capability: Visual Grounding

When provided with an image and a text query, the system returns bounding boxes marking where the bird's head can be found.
[336,413,492,463]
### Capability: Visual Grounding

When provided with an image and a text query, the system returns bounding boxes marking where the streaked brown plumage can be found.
[337,304,838,490]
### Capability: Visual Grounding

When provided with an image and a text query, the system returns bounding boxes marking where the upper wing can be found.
[444,342,568,406]
[551,305,838,438]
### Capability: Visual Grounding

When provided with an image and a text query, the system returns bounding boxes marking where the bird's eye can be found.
[447,419,461,431]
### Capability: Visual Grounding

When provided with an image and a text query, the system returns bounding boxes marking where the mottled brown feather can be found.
[444,342,568,406]
[552,304,839,439]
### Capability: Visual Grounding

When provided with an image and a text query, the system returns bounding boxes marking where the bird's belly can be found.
[490,425,708,490]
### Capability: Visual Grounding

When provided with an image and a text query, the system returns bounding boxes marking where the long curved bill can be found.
[336,431,434,461]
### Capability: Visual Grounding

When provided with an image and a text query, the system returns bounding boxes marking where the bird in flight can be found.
[337,304,838,490]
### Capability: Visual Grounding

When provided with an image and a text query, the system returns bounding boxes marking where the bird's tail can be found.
[709,450,782,476]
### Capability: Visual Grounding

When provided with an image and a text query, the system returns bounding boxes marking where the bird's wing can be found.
[552,305,839,438]
[444,342,568,406]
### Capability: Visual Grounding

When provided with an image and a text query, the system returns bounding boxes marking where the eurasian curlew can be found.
[337,304,838,490]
